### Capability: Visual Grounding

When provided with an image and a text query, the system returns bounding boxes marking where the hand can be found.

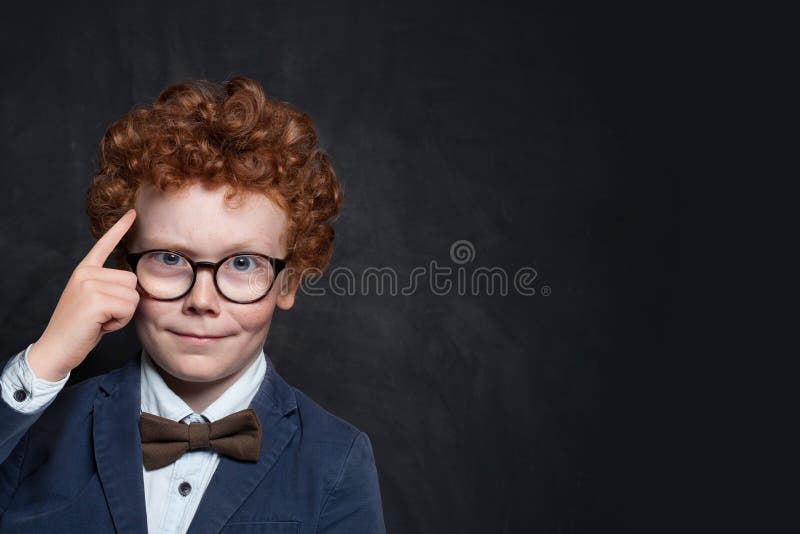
[27,209,140,381]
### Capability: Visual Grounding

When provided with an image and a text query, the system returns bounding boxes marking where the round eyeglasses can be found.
[125,249,287,304]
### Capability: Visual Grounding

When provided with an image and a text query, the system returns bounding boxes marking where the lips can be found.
[167,330,228,346]
[168,330,228,339]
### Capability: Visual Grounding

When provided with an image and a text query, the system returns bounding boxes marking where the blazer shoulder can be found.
[290,386,364,446]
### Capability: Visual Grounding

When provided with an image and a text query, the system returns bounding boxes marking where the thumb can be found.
[100,319,124,333]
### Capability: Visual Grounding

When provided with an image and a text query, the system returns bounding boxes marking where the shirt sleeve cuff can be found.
[1,343,70,414]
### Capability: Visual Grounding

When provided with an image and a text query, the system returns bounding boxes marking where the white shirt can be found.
[0,343,70,412]
[1,343,267,534]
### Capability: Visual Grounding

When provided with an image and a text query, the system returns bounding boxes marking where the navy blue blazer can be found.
[0,349,386,533]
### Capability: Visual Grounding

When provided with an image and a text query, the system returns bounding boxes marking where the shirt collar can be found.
[139,347,268,423]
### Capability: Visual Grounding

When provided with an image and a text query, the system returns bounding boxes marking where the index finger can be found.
[79,209,137,268]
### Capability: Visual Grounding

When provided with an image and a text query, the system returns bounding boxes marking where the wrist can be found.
[28,341,71,382]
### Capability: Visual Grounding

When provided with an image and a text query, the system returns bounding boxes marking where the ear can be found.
[275,272,299,310]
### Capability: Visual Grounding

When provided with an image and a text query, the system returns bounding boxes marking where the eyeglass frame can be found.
[124,249,287,304]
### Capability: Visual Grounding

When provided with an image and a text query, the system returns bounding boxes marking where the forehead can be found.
[131,183,288,258]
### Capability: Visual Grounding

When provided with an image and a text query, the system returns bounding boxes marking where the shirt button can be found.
[178,481,192,496]
[13,390,27,402]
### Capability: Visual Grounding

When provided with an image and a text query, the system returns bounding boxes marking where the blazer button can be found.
[178,481,192,496]
[13,390,27,402]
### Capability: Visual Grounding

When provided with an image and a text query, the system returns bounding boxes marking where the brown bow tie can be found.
[139,409,262,470]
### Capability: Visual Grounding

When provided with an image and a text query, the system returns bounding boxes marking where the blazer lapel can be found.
[187,353,299,534]
[93,350,148,534]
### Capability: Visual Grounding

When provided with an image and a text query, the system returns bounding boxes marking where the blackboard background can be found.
[0,1,680,532]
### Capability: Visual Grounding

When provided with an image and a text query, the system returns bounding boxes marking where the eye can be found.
[229,255,256,272]
[155,252,184,266]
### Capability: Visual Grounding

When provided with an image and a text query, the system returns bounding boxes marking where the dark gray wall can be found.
[0,1,678,532]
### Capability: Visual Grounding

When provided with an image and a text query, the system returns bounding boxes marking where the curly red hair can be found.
[86,76,342,291]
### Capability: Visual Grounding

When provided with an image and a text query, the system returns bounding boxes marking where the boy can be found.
[0,76,386,533]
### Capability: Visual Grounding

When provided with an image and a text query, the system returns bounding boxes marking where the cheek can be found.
[231,301,277,333]
[134,299,164,327]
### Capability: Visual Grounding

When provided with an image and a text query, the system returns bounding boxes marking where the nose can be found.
[182,267,221,315]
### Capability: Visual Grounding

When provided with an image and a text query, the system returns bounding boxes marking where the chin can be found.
[148,350,228,384]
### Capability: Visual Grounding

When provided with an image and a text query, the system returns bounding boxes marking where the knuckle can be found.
[76,278,91,293]
[88,291,102,306]
[82,278,98,292]
[74,265,99,283]
[71,267,87,282]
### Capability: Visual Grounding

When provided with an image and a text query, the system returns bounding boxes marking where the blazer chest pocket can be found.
[220,521,301,533]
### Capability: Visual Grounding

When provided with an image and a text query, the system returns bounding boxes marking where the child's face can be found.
[129,182,296,386]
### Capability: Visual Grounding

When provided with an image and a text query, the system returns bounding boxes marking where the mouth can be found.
[168,330,229,345]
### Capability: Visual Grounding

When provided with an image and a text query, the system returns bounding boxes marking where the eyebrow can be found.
[139,240,279,259]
